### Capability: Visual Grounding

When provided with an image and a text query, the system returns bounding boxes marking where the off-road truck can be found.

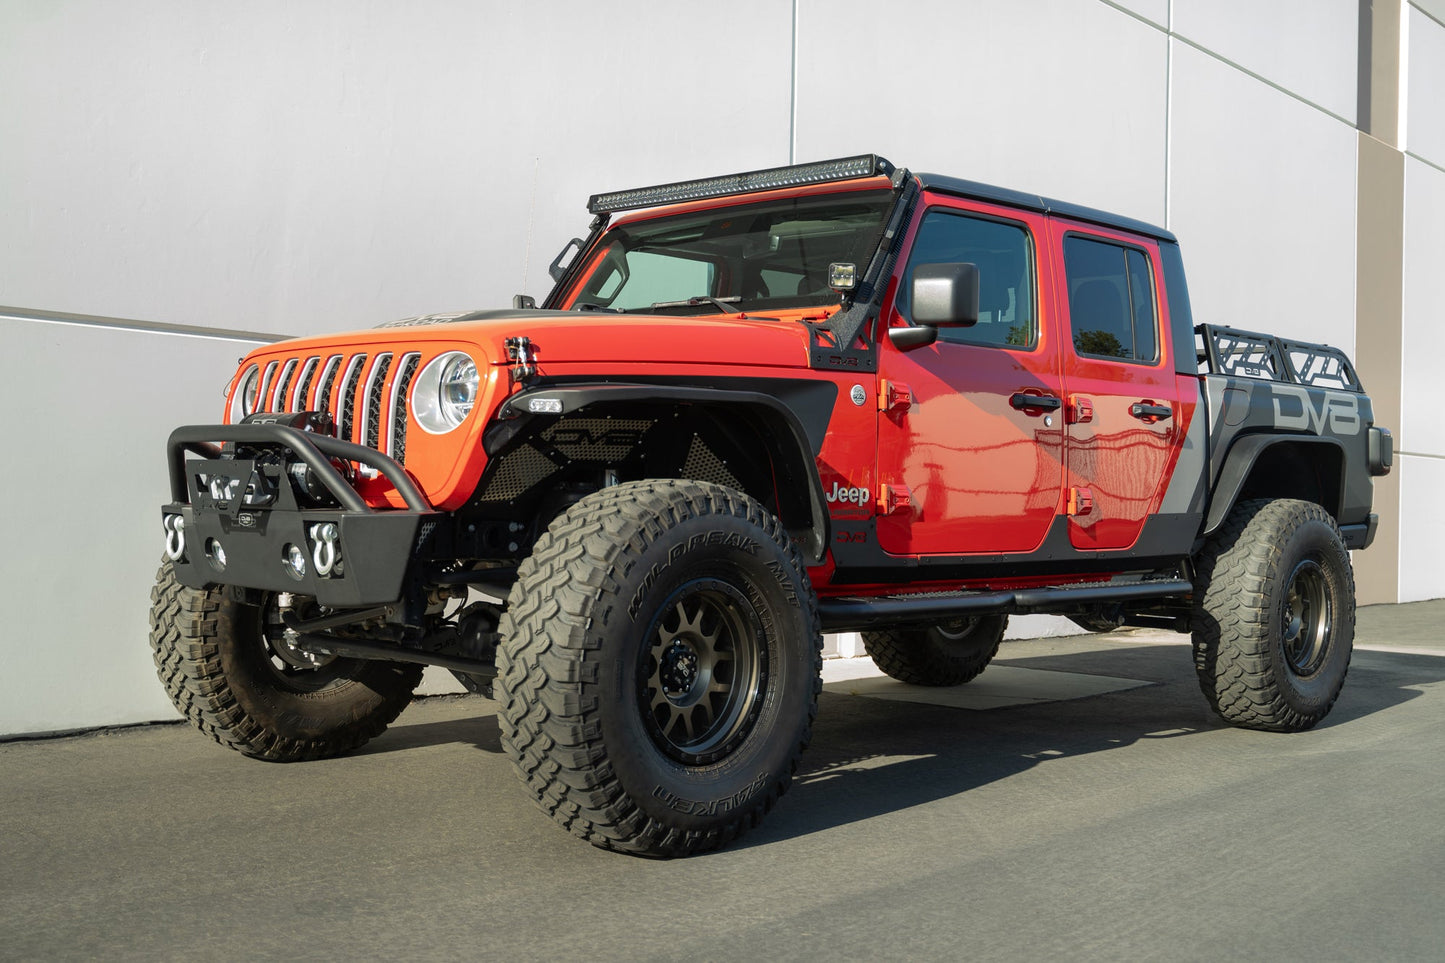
[153,154,1392,856]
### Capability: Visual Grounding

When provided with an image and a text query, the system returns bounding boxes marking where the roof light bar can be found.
[588,154,894,214]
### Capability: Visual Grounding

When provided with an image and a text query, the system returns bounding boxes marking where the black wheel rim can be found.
[639,578,768,765]
[255,595,347,691]
[1281,558,1332,676]
[934,618,978,642]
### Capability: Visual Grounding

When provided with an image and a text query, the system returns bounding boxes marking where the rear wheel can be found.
[862,615,1007,686]
[496,480,822,857]
[149,561,422,761]
[1191,499,1355,731]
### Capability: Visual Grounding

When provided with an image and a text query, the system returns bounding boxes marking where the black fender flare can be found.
[1204,434,1347,536]
[485,382,833,562]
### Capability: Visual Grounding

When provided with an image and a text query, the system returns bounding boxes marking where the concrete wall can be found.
[0,0,1436,735]
[1398,4,1445,603]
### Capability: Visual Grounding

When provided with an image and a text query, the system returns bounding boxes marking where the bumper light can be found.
[282,543,307,581]
[205,538,227,572]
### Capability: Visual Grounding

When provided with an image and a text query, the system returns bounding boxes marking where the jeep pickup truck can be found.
[152,154,1393,856]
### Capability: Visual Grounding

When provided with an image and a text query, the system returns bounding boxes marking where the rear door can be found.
[1050,221,1184,550]
[874,198,1065,556]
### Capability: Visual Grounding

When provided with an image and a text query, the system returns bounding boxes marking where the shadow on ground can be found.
[346,639,1445,849]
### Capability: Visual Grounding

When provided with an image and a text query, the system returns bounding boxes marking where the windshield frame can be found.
[556,184,897,318]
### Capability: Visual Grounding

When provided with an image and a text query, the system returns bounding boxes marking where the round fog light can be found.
[205,538,227,572]
[282,543,307,580]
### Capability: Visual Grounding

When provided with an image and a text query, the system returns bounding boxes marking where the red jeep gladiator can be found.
[153,155,1392,856]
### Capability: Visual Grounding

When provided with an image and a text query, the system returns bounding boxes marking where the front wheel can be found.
[1191,499,1355,732]
[495,480,822,857]
[149,562,423,761]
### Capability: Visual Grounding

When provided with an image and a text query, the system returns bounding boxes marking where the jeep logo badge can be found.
[850,384,866,406]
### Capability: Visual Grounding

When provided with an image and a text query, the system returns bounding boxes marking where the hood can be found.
[270,308,817,370]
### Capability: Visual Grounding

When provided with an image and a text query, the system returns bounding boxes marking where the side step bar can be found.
[817,578,1194,633]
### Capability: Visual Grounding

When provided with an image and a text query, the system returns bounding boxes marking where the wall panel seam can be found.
[0,307,289,344]
[1410,1,1445,32]
[1405,150,1445,175]
[1167,32,1356,127]
[1095,0,1357,128]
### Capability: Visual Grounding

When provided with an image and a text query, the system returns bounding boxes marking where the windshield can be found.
[566,189,894,315]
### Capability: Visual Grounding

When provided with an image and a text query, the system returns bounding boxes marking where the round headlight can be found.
[228,365,261,423]
[412,352,479,434]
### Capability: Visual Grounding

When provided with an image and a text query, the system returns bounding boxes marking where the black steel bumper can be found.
[162,424,440,606]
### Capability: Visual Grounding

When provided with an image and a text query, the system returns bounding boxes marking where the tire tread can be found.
[495,480,822,857]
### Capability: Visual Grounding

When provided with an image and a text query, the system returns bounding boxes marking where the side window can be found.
[1063,235,1159,363]
[899,210,1036,349]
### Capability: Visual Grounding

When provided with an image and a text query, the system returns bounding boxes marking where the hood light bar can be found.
[588,154,894,214]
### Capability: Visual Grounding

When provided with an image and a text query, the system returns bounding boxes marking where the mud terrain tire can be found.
[495,480,822,857]
[1192,498,1355,732]
[149,561,423,761]
[862,615,1007,686]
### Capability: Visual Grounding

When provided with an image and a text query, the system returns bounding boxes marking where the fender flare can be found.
[1204,434,1347,535]
[485,382,833,562]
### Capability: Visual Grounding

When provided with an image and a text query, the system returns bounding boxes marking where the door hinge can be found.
[1067,486,1094,516]
[879,483,913,516]
[879,379,913,415]
[1067,395,1094,424]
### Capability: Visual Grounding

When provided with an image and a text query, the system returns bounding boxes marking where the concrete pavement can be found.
[3,600,1443,960]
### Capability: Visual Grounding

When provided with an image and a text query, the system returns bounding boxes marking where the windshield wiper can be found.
[572,301,621,312]
[647,296,742,315]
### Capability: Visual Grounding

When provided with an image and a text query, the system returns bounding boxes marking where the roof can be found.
[915,172,1177,243]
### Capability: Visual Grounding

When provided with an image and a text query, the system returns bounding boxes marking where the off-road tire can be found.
[149,561,423,761]
[862,615,1007,686]
[495,480,823,857]
[1192,498,1355,732]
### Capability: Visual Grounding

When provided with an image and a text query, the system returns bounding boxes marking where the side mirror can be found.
[887,262,980,351]
[912,262,979,326]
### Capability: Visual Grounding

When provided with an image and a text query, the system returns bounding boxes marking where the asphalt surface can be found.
[4,601,1444,961]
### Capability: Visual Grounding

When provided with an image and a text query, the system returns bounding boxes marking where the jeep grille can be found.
[246,350,422,463]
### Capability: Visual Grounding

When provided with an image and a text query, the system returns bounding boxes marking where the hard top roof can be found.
[915,172,1176,243]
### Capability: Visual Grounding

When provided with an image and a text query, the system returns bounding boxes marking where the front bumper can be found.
[163,424,440,606]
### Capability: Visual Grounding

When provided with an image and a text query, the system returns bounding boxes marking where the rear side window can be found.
[1063,235,1158,363]
[899,210,1036,349]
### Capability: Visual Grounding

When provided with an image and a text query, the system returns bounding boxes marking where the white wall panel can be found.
[1396,454,1445,602]
[1172,0,1357,122]
[1168,41,1357,356]
[795,0,1169,226]
[1400,158,1445,457]
[1405,4,1445,167]
[0,320,273,735]
[0,1,792,338]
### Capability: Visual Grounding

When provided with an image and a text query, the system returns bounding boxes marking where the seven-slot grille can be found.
[251,350,425,461]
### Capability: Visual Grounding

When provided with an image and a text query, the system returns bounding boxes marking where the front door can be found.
[875,200,1065,557]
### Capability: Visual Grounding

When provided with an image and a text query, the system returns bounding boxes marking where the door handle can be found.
[1130,402,1172,421]
[1010,392,1062,412]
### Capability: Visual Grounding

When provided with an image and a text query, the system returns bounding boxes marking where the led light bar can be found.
[588,154,894,214]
